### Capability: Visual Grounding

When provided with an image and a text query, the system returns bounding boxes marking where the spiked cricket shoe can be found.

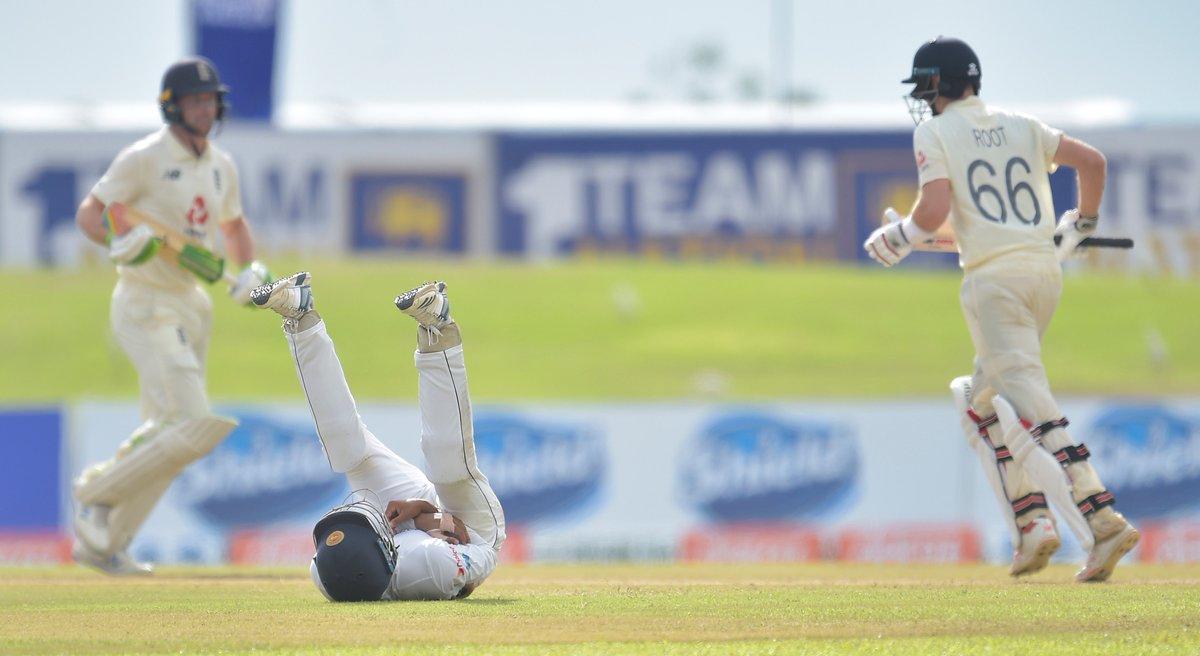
[251,271,314,320]
[1010,516,1061,577]
[395,281,451,333]
[1076,513,1140,582]
[72,541,153,576]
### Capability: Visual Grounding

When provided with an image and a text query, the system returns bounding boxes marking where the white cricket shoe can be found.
[72,541,153,576]
[72,503,113,555]
[1076,512,1140,582]
[394,281,451,334]
[251,271,314,320]
[1010,516,1061,577]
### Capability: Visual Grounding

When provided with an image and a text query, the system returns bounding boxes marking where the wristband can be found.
[899,216,936,245]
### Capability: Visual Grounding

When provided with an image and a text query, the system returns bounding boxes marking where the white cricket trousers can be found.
[110,279,213,423]
[959,253,1063,424]
[960,252,1109,517]
[285,319,505,551]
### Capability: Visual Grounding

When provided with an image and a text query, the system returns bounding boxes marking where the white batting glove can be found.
[1054,209,1098,263]
[108,224,161,265]
[864,208,921,267]
[228,260,273,305]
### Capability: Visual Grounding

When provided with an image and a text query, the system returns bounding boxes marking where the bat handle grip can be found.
[1053,234,1135,249]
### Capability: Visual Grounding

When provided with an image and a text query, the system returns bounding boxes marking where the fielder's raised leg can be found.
[252,272,505,601]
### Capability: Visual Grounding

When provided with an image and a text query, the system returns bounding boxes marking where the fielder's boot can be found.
[1076,508,1140,582]
[72,541,153,576]
[395,281,461,352]
[1010,515,1061,577]
[252,271,320,331]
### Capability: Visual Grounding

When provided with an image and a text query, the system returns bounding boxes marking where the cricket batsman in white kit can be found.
[251,272,506,601]
[864,36,1139,582]
[71,57,272,574]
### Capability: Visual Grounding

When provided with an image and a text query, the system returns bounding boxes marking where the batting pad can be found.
[81,475,175,556]
[993,396,1094,551]
[951,377,1021,547]
[75,417,237,506]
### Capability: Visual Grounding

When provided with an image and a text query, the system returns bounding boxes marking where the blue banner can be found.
[1087,405,1200,520]
[473,413,606,524]
[175,413,348,529]
[494,131,1081,266]
[349,172,468,253]
[0,408,62,529]
[193,0,280,122]
[496,131,912,263]
[679,411,859,521]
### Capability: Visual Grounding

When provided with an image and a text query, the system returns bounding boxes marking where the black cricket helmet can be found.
[159,56,230,124]
[311,494,397,602]
[902,36,981,122]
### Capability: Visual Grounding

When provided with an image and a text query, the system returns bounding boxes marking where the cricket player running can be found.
[71,57,272,574]
[864,37,1139,581]
[251,272,506,601]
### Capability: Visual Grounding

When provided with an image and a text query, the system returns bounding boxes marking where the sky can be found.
[1,0,1197,125]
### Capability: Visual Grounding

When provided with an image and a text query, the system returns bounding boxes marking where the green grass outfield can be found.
[2,563,1198,655]
[5,258,1197,402]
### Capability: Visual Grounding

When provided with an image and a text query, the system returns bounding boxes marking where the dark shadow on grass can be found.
[457,597,518,605]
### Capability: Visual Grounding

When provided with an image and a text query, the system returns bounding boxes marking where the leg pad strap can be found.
[1054,443,1091,466]
[1028,417,1069,438]
[1077,490,1116,516]
[1012,492,1049,517]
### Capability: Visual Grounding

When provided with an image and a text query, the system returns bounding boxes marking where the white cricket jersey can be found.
[913,96,1063,270]
[91,127,244,290]
[383,530,498,600]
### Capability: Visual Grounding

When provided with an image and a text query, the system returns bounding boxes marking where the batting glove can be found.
[1054,209,1098,263]
[864,208,926,267]
[229,260,274,305]
[108,224,161,265]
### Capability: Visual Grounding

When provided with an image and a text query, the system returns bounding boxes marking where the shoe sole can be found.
[395,281,445,311]
[1076,528,1140,583]
[1010,535,1061,577]
[72,546,154,577]
[252,272,310,307]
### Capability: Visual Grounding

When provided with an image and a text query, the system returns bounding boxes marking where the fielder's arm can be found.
[385,499,470,544]
[384,498,439,530]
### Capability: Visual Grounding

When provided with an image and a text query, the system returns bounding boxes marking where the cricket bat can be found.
[104,202,236,285]
[881,209,1134,252]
